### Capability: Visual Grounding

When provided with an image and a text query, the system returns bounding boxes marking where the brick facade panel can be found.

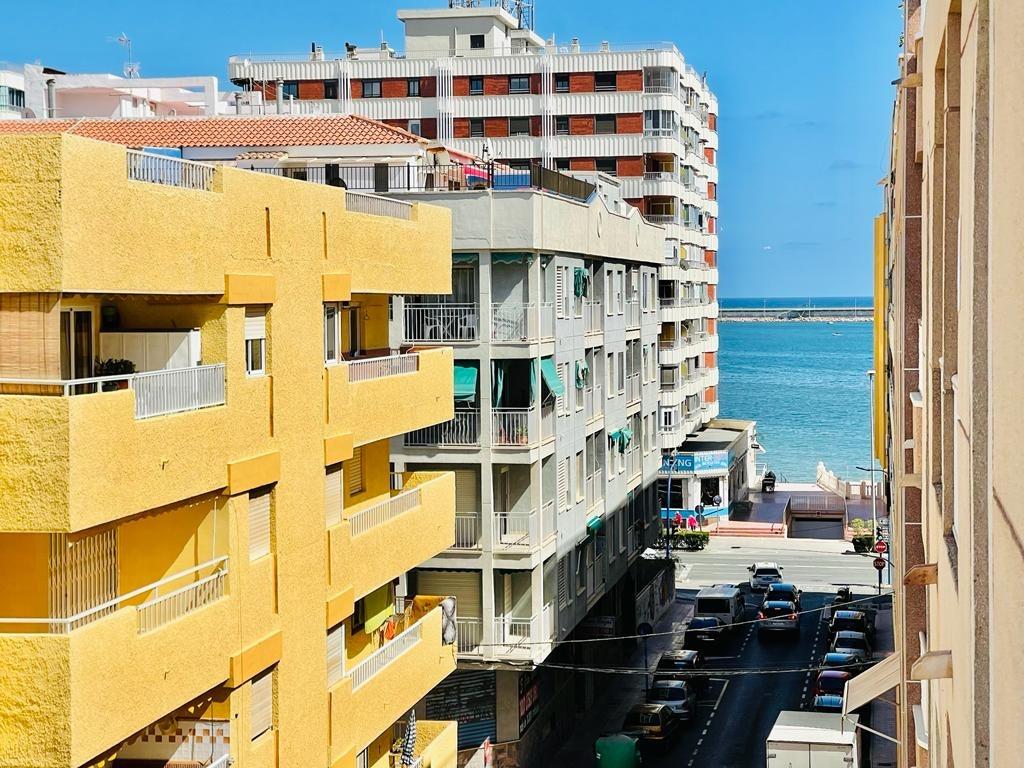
[484,75,508,96]
[570,158,596,171]
[569,72,595,92]
[704,147,716,165]
[616,113,643,134]
[617,71,643,91]
[706,319,716,336]
[297,81,325,100]
[420,77,437,98]
[707,181,717,200]
[705,249,717,267]
[703,386,717,402]
[708,113,718,131]
[617,157,644,177]
[381,79,406,99]
[530,116,542,136]
[569,115,594,135]
[624,197,646,213]
[707,217,717,234]
[453,118,470,139]
[484,117,508,138]
[453,77,469,97]
[707,284,716,300]
[420,118,437,139]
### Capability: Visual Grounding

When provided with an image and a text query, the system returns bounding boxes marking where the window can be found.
[509,117,531,136]
[595,114,617,134]
[558,556,570,608]
[347,447,365,495]
[576,365,585,411]
[361,80,381,99]
[469,77,484,95]
[408,119,422,136]
[470,118,484,138]
[327,622,346,687]
[606,353,614,397]
[325,464,343,527]
[250,669,274,740]
[617,352,626,394]
[248,487,272,561]
[558,458,569,510]
[563,362,572,413]
[642,273,651,312]
[470,34,486,50]
[642,346,650,384]
[281,81,298,99]
[555,267,567,320]
[554,73,570,92]
[555,158,570,171]
[595,72,617,92]
[509,75,531,94]
[324,80,338,99]
[595,157,617,175]
[605,269,614,315]
[407,78,421,97]
[616,271,625,314]
[576,451,585,502]
[555,115,569,135]
[324,304,340,364]
[245,307,267,376]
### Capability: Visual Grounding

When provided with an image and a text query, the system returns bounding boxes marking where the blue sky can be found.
[4,1,899,298]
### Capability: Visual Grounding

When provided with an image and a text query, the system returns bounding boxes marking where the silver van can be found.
[694,585,745,630]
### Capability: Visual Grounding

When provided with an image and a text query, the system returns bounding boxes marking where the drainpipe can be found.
[45,79,56,119]
[275,77,283,114]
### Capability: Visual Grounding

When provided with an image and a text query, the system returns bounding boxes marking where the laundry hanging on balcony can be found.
[575,360,589,389]
[454,363,479,403]
[492,363,504,407]
[364,583,395,635]
[540,357,565,398]
[573,267,590,297]
[610,428,633,453]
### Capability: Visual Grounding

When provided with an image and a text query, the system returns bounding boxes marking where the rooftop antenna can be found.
[504,0,535,30]
[115,33,139,78]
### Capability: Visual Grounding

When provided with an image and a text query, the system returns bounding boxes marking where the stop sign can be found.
[873,556,887,570]
[874,540,889,554]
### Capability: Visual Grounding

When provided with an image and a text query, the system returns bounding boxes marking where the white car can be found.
[748,561,784,591]
[646,680,698,720]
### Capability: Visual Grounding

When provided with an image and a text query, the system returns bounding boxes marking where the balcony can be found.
[456,616,483,655]
[492,511,540,551]
[451,512,483,550]
[491,303,554,343]
[586,468,605,509]
[625,300,641,329]
[585,383,603,423]
[329,471,455,601]
[404,409,481,448]
[387,720,458,768]
[329,598,456,764]
[404,303,480,343]
[491,602,555,658]
[585,301,603,335]
[627,448,642,482]
[491,407,536,447]
[327,348,454,446]
[627,373,642,404]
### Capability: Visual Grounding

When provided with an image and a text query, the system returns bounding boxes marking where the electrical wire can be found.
[537,660,877,677]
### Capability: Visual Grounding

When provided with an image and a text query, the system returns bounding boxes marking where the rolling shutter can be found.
[250,669,274,739]
[417,570,481,619]
[454,470,479,514]
[325,465,343,527]
[347,447,364,495]
[244,307,267,340]
[555,267,566,318]
[248,488,271,562]
[557,557,569,608]
[327,623,346,687]
[557,458,568,510]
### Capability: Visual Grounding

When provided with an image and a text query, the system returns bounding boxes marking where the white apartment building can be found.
[226,0,722,453]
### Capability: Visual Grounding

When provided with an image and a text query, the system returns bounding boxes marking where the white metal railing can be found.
[493,511,539,550]
[585,301,603,334]
[350,619,422,690]
[492,408,534,446]
[643,171,675,181]
[659,338,679,350]
[755,462,769,479]
[684,258,708,270]
[0,556,228,635]
[541,501,555,539]
[452,513,482,549]
[645,214,679,225]
[132,364,226,419]
[126,149,215,192]
[345,191,414,220]
[137,568,228,634]
[491,303,537,342]
[626,300,640,328]
[493,614,538,652]
[405,410,481,447]
[643,84,677,95]
[643,127,677,138]
[456,617,483,654]
[404,303,479,342]
[348,486,422,537]
[346,353,419,382]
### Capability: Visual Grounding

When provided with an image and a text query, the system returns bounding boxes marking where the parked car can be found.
[653,650,708,693]
[683,616,727,650]
[821,651,862,671]
[646,680,698,720]
[694,585,746,631]
[831,631,872,664]
[621,703,680,753]
[765,582,802,611]
[812,670,851,712]
[829,610,875,642]
[757,600,799,638]
[748,562,784,591]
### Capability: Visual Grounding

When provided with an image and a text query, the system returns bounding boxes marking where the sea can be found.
[717,297,874,483]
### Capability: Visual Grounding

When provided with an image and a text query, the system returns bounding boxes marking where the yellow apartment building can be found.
[0,133,460,768]
[878,0,1024,765]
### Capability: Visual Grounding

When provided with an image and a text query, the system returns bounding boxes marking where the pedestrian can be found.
[687,514,697,531]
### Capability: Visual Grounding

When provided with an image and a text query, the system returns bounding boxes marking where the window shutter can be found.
[248,488,272,561]
[327,623,346,687]
[557,459,568,510]
[555,267,565,319]
[325,466,342,527]
[557,557,568,608]
[347,447,364,495]
[250,669,274,739]
[245,307,267,340]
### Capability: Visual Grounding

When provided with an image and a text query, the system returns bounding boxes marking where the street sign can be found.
[873,557,887,570]
[874,540,889,554]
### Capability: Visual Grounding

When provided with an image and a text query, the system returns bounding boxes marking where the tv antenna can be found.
[116,33,140,78]
[448,0,535,30]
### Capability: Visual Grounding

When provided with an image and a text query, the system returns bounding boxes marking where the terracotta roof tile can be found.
[0,114,423,148]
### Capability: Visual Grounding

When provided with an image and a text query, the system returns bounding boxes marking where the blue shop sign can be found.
[661,450,729,474]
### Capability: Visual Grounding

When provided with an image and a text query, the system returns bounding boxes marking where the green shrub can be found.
[681,531,710,551]
[852,534,874,553]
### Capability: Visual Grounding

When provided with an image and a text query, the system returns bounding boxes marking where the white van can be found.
[694,585,745,630]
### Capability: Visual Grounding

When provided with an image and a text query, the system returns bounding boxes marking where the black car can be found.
[829,610,875,641]
[653,650,708,692]
[765,582,802,611]
[683,616,726,650]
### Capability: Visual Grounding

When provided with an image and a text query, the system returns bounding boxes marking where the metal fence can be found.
[126,150,215,192]
[350,620,423,691]
[491,303,537,342]
[345,191,414,220]
[493,511,538,550]
[404,303,479,342]
[492,408,534,446]
[137,567,228,634]
[347,353,419,382]
[456,617,483,654]
[132,364,226,419]
[405,410,481,447]
[452,513,482,550]
[348,486,422,537]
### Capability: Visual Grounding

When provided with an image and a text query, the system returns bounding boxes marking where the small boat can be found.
[832,332,842,336]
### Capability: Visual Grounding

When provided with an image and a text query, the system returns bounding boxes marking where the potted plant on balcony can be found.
[95,358,136,391]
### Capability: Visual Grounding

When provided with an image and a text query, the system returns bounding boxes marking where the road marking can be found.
[713,679,730,711]
[697,738,703,747]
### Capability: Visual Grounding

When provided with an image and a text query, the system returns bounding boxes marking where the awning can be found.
[540,357,565,397]
[586,515,604,533]
[363,583,395,635]
[454,363,478,402]
[492,252,534,264]
[452,252,479,264]
[574,267,590,297]
[575,360,589,389]
[843,652,901,716]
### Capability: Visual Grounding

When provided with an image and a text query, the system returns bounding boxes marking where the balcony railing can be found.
[0,556,228,635]
[492,408,535,446]
[350,618,422,691]
[643,127,678,138]
[452,513,482,550]
[492,614,539,653]
[405,410,481,447]
[643,84,678,95]
[627,373,641,403]
[456,617,483,654]
[644,214,678,225]
[345,191,414,220]
[348,485,422,537]
[493,511,539,550]
[625,300,641,329]
[585,301,603,334]
[404,303,479,343]
[346,353,419,382]
[126,149,215,192]
[0,364,227,420]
